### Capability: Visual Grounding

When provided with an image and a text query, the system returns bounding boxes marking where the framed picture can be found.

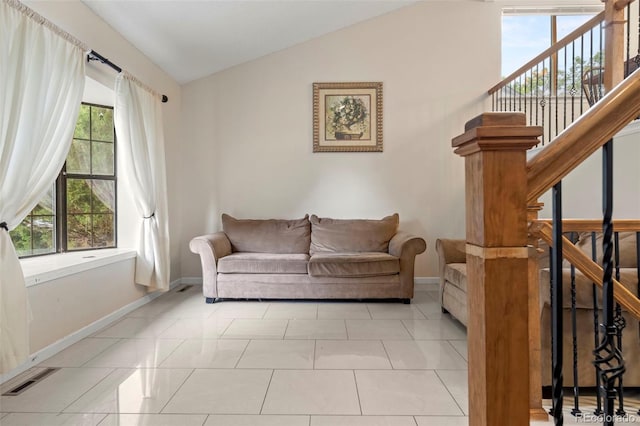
[313,82,383,152]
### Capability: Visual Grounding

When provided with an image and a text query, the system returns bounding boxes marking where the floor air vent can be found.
[177,285,193,293]
[2,367,59,396]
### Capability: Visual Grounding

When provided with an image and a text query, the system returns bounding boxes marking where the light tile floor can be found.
[0,286,602,425]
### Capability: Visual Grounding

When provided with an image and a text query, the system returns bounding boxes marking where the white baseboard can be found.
[0,279,183,385]
[180,277,203,285]
[414,277,438,291]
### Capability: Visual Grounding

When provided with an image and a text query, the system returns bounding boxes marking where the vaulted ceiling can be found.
[82,1,414,84]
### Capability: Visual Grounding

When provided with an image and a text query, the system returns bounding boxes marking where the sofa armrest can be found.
[435,239,466,307]
[389,231,427,299]
[435,239,466,264]
[189,232,232,299]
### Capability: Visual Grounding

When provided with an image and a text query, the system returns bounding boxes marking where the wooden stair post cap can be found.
[451,112,542,156]
[464,112,526,131]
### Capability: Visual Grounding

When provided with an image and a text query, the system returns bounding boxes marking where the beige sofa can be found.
[435,235,640,387]
[435,239,468,326]
[190,213,426,303]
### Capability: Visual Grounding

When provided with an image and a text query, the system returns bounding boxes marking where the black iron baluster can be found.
[594,140,626,426]
[503,86,506,111]
[570,260,582,417]
[548,56,552,143]
[570,39,577,123]
[549,47,560,142]
[531,64,544,130]
[589,27,595,105]
[637,229,640,417]
[624,3,631,78]
[563,44,568,132]
[636,0,640,73]
[529,68,534,126]
[592,232,604,416]
[580,34,585,115]
[551,181,564,425]
[549,244,556,416]
[519,74,523,113]
[599,21,604,100]
[540,61,547,146]
[503,86,507,111]
[614,232,627,416]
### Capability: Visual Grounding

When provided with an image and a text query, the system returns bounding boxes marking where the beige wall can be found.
[539,123,640,219]
[181,1,502,277]
[26,0,184,281]
[28,260,141,353]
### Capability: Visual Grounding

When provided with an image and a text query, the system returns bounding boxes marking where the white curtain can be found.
[114,74,170,291]
[0,0,86,373]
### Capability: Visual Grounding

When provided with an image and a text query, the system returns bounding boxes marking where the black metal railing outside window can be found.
[493,2,640,146]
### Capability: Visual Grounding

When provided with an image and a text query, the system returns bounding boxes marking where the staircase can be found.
[454,1,640,425]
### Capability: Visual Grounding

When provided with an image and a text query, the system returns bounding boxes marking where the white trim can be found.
[20,248,137,288]
[414,277,438,285]
[0,278,181,385]
[527,120,640,161]
[179,277,203,285]
[414,277,439,291]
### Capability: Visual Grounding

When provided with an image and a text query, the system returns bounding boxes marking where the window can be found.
[10,103,117,257]
[502,12,598,76]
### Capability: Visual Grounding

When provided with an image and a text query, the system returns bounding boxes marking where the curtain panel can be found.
[0,0,87,373]
[114,74,170,291]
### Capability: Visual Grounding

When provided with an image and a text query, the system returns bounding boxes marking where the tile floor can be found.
[0,286,593,425]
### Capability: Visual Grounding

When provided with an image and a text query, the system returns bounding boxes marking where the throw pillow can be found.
[309,213,399,255]
[222,214,311,254]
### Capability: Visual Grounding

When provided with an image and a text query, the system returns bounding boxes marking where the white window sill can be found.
[20,248,137,288]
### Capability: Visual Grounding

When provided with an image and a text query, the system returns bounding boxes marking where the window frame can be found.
[58,102,118,253]
[12,102,118,258]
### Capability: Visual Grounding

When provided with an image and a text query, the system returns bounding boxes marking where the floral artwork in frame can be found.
[313,82,383,152]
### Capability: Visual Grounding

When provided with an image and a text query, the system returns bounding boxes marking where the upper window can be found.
[502,13,597,77]
[10,103,117,257]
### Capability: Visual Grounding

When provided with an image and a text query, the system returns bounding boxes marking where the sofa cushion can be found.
[222,214,311,254]
[218,253,309,274]
[308,252,399,278]
[309,214,399,255]
[540,267,638,310]
[444,263,467,293]
[575,231,638,268]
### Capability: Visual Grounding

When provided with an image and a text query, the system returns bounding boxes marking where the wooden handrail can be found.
[536,219,640,233]
[531,222,640,319]
[527,68,640,204]
[489,12,605,95]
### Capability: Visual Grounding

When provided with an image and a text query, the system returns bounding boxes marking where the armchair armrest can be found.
[435,238,466,307]
[389,231,427,299]
[189,232,232,299]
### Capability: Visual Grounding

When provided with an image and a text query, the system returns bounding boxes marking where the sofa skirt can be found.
[214,273,404,300]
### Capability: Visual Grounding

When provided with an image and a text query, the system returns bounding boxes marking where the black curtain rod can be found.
[87,50,169,103]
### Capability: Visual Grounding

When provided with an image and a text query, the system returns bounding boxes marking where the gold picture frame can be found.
[313,82,383,152]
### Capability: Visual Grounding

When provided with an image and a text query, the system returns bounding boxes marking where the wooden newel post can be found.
[451,112,542,426]
[603,0,627,92]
